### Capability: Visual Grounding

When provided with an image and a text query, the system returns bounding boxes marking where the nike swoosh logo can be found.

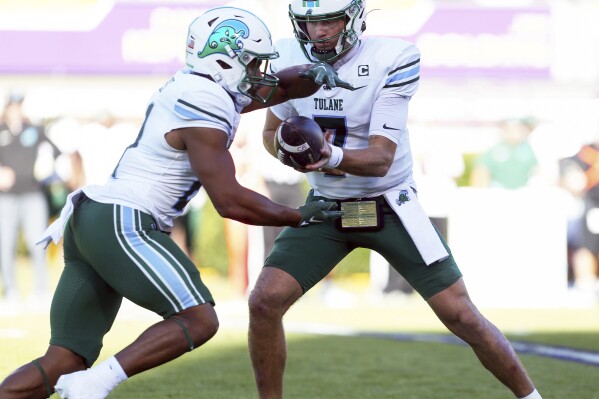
[383,123,400,130]
[299,217,323,227]
[324,85,366,91]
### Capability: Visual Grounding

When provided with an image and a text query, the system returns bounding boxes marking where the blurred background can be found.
[1,0,599,311]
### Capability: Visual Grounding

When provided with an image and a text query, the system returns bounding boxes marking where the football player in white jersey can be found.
[0,7,352,399]
[248,1,543,399]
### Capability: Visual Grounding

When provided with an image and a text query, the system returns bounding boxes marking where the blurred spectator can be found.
[260,158,306,258]
[45,111,139,192]
[223,112,268,298]
[75,111,139,187]
[0,91,61,306]
[171,193,206,263]
[559,137,599,299]
[369,250,413,300]
[470,118,540,189]
[251,110,307,290]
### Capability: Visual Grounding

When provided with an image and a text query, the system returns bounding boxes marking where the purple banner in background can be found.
[0,3,553,79]
[0,3,214,75]
[398,7,553,79]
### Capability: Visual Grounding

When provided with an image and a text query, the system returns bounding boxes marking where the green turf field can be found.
[2,262,599,398]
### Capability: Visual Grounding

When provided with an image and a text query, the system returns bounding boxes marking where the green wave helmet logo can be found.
[197,19,250,58]
[396,190,410,206]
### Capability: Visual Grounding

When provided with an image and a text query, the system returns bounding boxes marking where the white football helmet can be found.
[186,7,279,104]
[289,0,367,63]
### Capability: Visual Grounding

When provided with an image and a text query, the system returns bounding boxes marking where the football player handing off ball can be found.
[0,6,350,399]
[248,1,543,399]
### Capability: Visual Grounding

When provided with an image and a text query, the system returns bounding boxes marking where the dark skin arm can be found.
[242,65,324,113]
[166,126,301,227]
[262,108,281,157]
[263,109,397,177]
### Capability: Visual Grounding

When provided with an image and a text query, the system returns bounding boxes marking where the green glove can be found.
[299,62,358,91]
[297,201,344,227]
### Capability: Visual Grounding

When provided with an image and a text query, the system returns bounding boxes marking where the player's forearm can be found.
[273,65,320,102]
[241,65,318,113]
[262,109,282,158]
[336,148,393,177]
[213,187,300,227]
[263,129,277,158]
[329,136,396,177]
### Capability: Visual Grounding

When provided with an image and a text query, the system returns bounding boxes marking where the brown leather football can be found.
[274,116,324,169]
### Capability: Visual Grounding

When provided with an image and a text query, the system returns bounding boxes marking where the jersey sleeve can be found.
[171,89,235,138]
[270,101,299,122]
[368,94,411,144]
[382,44,420,98]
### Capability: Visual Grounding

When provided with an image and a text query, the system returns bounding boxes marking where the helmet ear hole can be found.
[216,60,233,70]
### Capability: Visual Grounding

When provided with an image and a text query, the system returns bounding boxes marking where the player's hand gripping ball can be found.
[274,116,324,169]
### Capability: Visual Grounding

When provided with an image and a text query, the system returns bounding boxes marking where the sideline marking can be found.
[361,332,599,368]
[285,323,599,367]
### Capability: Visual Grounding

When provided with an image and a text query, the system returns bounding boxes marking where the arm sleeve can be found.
[382,44,420,97]
[368,43,420,144]
[368,94,410,144]
[270,101,298,122]
[171,89,235,138]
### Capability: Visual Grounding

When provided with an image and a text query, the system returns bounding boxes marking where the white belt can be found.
[383,184,449,266]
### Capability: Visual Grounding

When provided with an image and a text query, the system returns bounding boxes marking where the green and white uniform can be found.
[85,69,241,232]
[267,37,462,298]
[49,69,240,365]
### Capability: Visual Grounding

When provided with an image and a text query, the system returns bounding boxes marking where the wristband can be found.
[326,145,344,168]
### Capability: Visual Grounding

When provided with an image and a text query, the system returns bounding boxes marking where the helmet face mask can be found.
[289,0,366,63]
[186,7,279,104]
[237,51,279,103]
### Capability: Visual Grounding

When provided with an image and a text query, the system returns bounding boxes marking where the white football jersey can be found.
[270,37,420,199]
[84,69,242,231]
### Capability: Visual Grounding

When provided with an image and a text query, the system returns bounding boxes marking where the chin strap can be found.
[31,359,53,398]
[310,46,337,62]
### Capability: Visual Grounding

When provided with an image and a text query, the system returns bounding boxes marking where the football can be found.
[274,116,324,169]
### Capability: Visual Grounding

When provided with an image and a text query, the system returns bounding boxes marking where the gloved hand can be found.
[299,62,357,91]
[297,201,344,227]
